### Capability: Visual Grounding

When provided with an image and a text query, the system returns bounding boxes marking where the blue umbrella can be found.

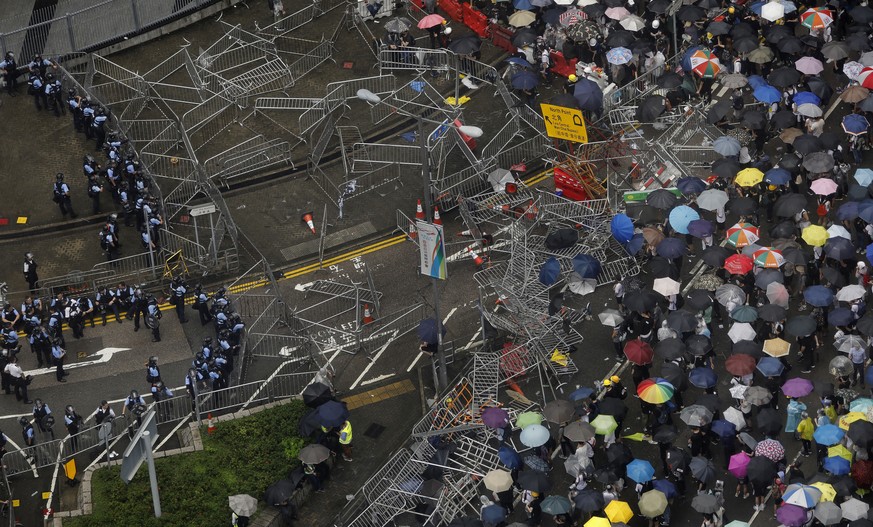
[688,219,715,238]
[814,424,845,446]
[513,0,533,9]
[668,206,700,235]
[803,285,834,307]
[481,504,507,524]
[867,242,873,265]
[823,456,851,475]
[855,168,873,187]
[677,177,707,195]
[711,419,738,438]
[689,367,718,389]
[838,201,860,221]
[573,78,604,114]
[611,213,635,243]
[859,200,873,223]
[828,307,855,326]
[765,168,791,185]
[757,357,785,377]
[653,479,677,498]
[498,445,523,469]
[627,459,656,483]
[505,57,533,68]
[570,386,595,401]
[657,238,688,259]
[843,113,870,135]
[511,71,540,90]
[539,257,561,286]
[315,400,350,427]
[417,318,447,345]
[747,75,768,89]
[867,365,873,386]
[624,233,645,255]
[572,254,602,279]
[754,84,782,104]
[793,91,822,106]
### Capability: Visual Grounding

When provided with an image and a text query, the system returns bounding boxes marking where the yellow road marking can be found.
[343,379,416,410]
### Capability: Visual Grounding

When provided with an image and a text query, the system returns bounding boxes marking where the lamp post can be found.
[356,89,483,391]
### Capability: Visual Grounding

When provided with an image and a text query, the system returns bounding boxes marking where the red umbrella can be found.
[500,343,531,377]
[852,459,873,488]
[724,254,754,275]
[725,354,757,376]
[755,438,786,462]
[624,338,654,365]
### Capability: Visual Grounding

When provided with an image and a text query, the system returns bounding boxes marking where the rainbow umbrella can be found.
[753,247,785,268]
[726,222,760,248]
[690,49,721,78]
[800,7,834,28]
[801,225,829,246]
[735,168,765,187]
[637,378,675,404]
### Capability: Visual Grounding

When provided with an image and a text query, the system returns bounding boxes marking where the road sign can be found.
[121,409,159,483]
[189,203,217,217]
[540,103,589,143]
[416,221,447,280]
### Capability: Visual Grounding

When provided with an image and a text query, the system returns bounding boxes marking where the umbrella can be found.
[843,114,870,136]
[686,289,714,310]
[656,338,686,361]
[564,421,596,442]
[508,10,536,27]
[726,354,757,376]
[748,45,776,63]
[839,412,868,430]
[786,316,816,337]
[299,444,331,464]
[481,504,507,524]
[757,407,782,436]
[665,446,690,471]
[696,273,724,291]
[811,178,839,196]
[690,456,716,484]
[774,193,808,217]
[667,310,698,333]
[599,309,625,327]
[418,318,446,344]
[543,400,575,424]
[606,442,633,466]
[837,284,866,302]
[637,378,674,404]
[417,13,446,28]
[811,482,837,503]
[801,225,829,246]
[518,471,552,493]
[668,206,701,235]
[815,501,843,525]
[752,248,784,269]
[542,496,573,516]
[511,71,540,90]
[498,445,523,469]
[572,254,602,279]
[515,411,543,429]
[689,367,717,389]
[678,4,706,21]
[383,16,413,32]
[715,284,746,307]
[728,322,757,343]
[657,72,684,89]
[484,470,513,492]
[800,6,834,28]
[747,456,777,484]
[624,339,654,365]
[624,289,664,313]
[524,454,550,472]
[726,223,760,248]
[229,494,258,517]
[637,95,666,122]
[639,489,668,517]
[794,134,825,155]
[511,27,537,46]
[804,285,835,307]
[692,494,720,514]
[815,424,845,446]
[656,238,687,260]
[758,357,786,377]
[825,237,855,260]
[598,398,627,419]
[758,304,787,323]
[796,56,824,75]
[783,484,822,508]
[755,269,784,289]
[585,518,611,527]
[686,335,713,357]
[574,489,605,512]
[729,451,751,478]
[591,414,618,435]
[779,504,811,526]
[856,168,873,187]
[482,407,510,428]
[729,197,759,217]
[316,400,349,427]
[605,6,630,19]
[852,459,873,487]
[842,498,870,521]
[627,459,656,483]
[303,382,333,408]
[782,377,814,397]
[607,47,634,65]
[754,84,782,104]
[265,478,298,506]
[848,420,873,448]
[680,405,714,427]
[804,152,835,173]
[610,213,634,243]
[830,356,855,377]
[765,167,792,186]
[745,386,775,407]
[713,136,742,156]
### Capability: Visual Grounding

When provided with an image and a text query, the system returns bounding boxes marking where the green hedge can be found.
[65,400,309,527]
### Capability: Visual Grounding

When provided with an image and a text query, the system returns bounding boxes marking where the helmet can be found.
[768,184,777,191]
[588,38,597,47]
[728,6,735,13]
[216,287,227,297]
[56,173,64,181]
[568,74,577,82]
[203,337,213,346]
[68,89,76,97]
[45,73,53,81]
[25,252,33,259]
[34,399,43,408]
[195,352,205,362]
[610,375,621,383]
[65,405,74,414]
[219,329,231,340]
[130,390,139,399]
[652,19,660,29]
[148,355,158,365]
[444,26,452,34]
[602,379,612,386]
[19,417,28,427]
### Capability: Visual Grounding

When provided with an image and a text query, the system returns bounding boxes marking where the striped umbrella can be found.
[800,7,834,29]
[782,484,823,508]
[858,67,873,89]
[690,49,721,78]
[637,378,675,404]
[726,222,760,248]
[753,247,785,268]
[558,8,586,26]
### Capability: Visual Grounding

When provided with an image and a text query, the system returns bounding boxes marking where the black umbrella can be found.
[769,220,796,239]
[265,478,298,506]
[657,72,683,89]
[730,22,757,39]
[728,196,758,216]
[607,442,634,467]
[746,456,777,485]
[511,28,537,47]
[755,269,784,289]
[779,153,802,172]
[806,76,834,103]
[804,152,835,173]
[677,5,705,21]
[857,314,873,336]
[777,36,804,54]
[624,289,665,312]
[696,394,721,413]
[847,33,872,52]
[772,110,798,130]
[582,3,606,17]
[793,134,824,155]
[649,0,670,12]
[574,78,604,113]
[656,338,686,360]
[660,362,687,389]
[821,266,848,287]
[825,237,855,260]
[647,188,680,210]
[741,110,767,130]
[418,318,446,344]
[773,193,808,217]
[831,475,859,497]
[690,456,717,484]
[666,446,690,470]
[765,24,792,44]
[712,158,741,179]
[668,310,699,333]
[518,470,552,492]
[649,256,680,280]
[637,95,666,122]
[657,238,688,259]
[848,420,873,449]
[702,246,731,267]
[602,0,626,6]
[707,99,732,124]
[786,315,816,337]
[821,41,851,60]
[631,38,656,56]
[686,334,713,357]
[733,339,764,357]
[448,35,481,55]
[574,489,606,512]
[781,247,808,265]
[707,20,731,36]
[595,468,619,484]
[756,408,782,436]
[541,6,567,25]
[850,5,873,22]
[605,29,634,48]
[686,289,714,310]
[315,400,350,427]
[734,36,759,54]
[819,132,839,151]
[598,397,627,419]
[302,382,333,408]
[551,93,581,109]
[758,304,787,322]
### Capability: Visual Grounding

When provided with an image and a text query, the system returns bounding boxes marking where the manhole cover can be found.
[363,423,385,439]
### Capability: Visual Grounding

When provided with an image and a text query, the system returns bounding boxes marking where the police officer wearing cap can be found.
[92,108,109,149]
[23,253,38,292]
[193,284,212,325]
[169,277,188,323]
[53,173,77,218]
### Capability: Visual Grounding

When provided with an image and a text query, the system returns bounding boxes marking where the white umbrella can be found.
[715,284,746,306]
[568,273,597,296]
[796,103,823,117]
[766,282,790,308]
[729,322,757,343]
[723,406,746,431]
[761,1,786,21]
[860,51,873,67]
[826,224,851,240]
[599,309,625,327]
[605,6,630,19]
[520,424,551,447]
[729,384,749,399]
[229,494,258,517]
[554,0,576,4]
[620,15,646,31]
[696,189,729,211]
[841,498,869,522]
[653,277,682,296]
[836,284,866,302]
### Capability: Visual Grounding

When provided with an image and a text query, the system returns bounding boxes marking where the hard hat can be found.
[768,184,777,191]
[610,375,621,383]
[568,74,577,81]
[444,26,452,34]
[707,32,713,40]
[588,38,598,47]
[602,379,612,387]
[728,6,735,13]
[652,19,660,29]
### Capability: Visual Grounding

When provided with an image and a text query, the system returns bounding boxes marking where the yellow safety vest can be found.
[339,421,352,444]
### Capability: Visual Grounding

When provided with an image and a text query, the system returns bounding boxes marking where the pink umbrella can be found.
[795,57,824,75]
[417,13,446,28]
[767,282,790,308]
[810,178,839,196]
[782,378,814,398]
[605,6,630,19]
[729,451,751,478]
[755,438,786,462]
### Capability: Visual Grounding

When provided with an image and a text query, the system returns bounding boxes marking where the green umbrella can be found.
[515,411,543,429]
[591,414,618,435]
[639,489,668,518]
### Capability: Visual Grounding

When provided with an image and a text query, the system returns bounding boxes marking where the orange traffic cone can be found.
[433,206,442,225]
[470,249,485,267]
[362,304,375,325]
[302,212,316,235]
[415,199,425,221]
[207,413,216,434]
[408,221,417,240]
[524,199,538,220]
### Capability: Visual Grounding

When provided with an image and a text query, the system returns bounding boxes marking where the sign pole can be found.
[141,431,162,518]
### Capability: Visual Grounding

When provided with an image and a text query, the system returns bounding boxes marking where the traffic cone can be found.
[433,206,442,225]
[524,199,538,220]
[207,413,216,434]
[458,228,473,236]
[362,304,375,325]
[408,221,417,240]
[415,199,425,221]
[302,212,316,235]
[470,249,485,267]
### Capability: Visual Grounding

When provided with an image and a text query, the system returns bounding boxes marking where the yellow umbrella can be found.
[810,482,836,502]
[735,168,764,187]
[838,412,868,430]
[508,10,536,27]
[763,338,791,358]
[605,500,634,523]
[801,225,829,246]
[828,445,854,462]
[585,517,612,527]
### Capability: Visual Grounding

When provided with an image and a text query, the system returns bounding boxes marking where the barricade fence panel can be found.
[287,40,334,87]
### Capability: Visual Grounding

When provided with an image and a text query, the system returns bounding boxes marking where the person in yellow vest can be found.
[339,420,353,462]
[795,412,814,457]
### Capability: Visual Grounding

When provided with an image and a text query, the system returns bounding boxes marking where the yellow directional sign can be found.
[540,103,589,143]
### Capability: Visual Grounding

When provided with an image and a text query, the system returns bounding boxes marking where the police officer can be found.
[229,313,245,348]
[47,306,65,347]
[92,107,108,150]
[94,400,115,424]
[115,282,133,320]
[51,339,67,383]
[21,297,42,333]
[53,173,77,218]
[95,286,120,325]
[23,253,38,292]
[43,73,61,116]
[0,429,8,457]
[217,330,235,372]
[214,306,229,334]
[146,295,161,342]
[29,71,45,110]
[68,89,83,131]
[169,277,188,323]
[201,337,215,361]
[118,181,133,227]
[192,284,212,325]
[65,298,85,339]
[0,52,19,95]
[130,286,148,330]
[87,174,103,215]
[20,417,35,449]
[4,355,29,403]
[2,303,21,329]
[64,405,83,453]
[28,54,54,77]
[29,325,51,368]
[79,296,96,328]
[82,100,95,138]
[122,389,146,432]
[32,399,53,436]
[146,355,161,386]
[209,364,227,390]
[185,368,202,410]
[100,224,119,262]
[1,323,20,355]
[83,155,99,178]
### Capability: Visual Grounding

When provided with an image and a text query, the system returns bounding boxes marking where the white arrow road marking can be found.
[294,282,314,292]
[24,347,132,377]
[350,330,399,391]
[407,308,457,372]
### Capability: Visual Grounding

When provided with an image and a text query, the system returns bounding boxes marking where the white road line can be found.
[407,308,458,372]
[360,373,395,386]
[349,330,399,390]
[717,85,729,98]
[823,97,842,121]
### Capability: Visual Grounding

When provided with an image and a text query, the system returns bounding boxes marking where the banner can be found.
[417,221,447,280]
